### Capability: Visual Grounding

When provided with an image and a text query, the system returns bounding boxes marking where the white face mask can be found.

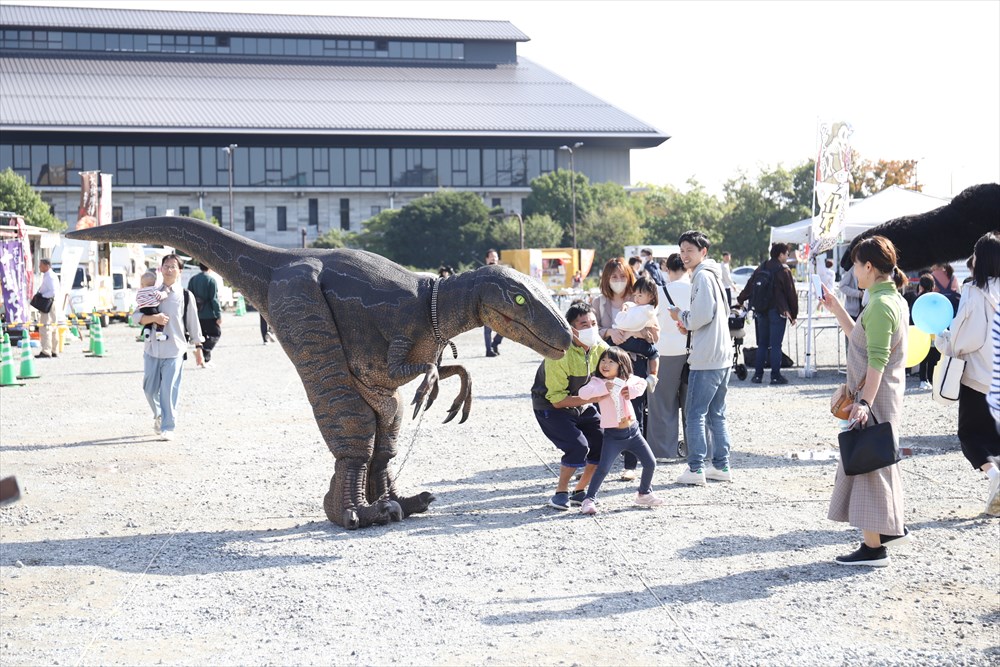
[609,280,628,295]
[575,326,602,348]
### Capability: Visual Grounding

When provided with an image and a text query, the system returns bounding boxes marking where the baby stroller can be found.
[728,306,749,381]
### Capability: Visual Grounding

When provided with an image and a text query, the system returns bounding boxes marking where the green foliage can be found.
[637,179,724,248]
[523,169,595,244]
[311,228,358,249]
[578,203,645,268]
[0,168,66,231]
[849,151,921,198]
[189,208,221,226]
[489,213,565,250]
[357,191,491,267]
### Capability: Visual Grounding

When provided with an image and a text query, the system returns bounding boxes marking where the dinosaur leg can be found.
[268,259,396,530]
[360,391,434,518]
[437,365,472,424]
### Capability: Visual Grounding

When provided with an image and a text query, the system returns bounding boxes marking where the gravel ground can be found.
[1,311,998,666]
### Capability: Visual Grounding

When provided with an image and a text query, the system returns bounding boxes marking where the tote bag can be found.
[932,354,966,406]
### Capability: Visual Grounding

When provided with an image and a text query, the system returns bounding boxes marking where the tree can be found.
[849,151,921,198]
[577,203,645,268]
[523,169,595,245]
[190,208,221,226]
[489,213,564,250]
[311,228,357,249]
[637,180,724,248]
[0,168,66,231]
[359,191,491,269]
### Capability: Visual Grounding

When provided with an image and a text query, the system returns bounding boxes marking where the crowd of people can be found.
[528,230,1000,567]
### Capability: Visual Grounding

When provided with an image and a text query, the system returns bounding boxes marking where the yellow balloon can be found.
[905,325,931,367]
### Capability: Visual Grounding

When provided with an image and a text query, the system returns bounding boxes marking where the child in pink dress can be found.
[577,347,666,514]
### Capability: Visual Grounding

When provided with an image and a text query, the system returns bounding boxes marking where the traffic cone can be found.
[0,333,23,387]
[235,294,246,316]
[16,337,40,380]
[88,315,106,357]
[127,307,139,328]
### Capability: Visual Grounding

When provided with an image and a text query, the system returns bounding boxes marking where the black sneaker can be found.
[751,375,763,384]
[879,527,912,547]
[770,375,789,385]
[834,543,890,567]
[568,490,586,506]
[485,350,497,358]
[491,345,501,356]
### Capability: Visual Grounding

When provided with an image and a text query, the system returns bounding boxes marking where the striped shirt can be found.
[988,307,1000,427]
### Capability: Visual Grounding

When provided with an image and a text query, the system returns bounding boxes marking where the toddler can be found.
[576,347,665,514]
[612,276,661,392]
[135,271,168,341]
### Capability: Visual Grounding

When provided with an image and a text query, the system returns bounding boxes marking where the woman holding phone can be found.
[819,235,910,567]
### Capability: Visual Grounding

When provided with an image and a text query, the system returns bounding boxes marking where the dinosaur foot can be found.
[324,492,403,530]
[394,491,436,517]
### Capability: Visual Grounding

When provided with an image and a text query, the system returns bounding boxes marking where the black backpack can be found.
[749,266,775,313]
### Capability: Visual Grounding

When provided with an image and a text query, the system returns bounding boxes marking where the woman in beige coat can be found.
[819,236,910,567]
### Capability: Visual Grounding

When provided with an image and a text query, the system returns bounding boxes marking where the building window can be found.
[211,206,223,226]
[145,206,156,217]
[244,206,255,232]
[179,206,190,216]
[277,206,287,231]
[112,206,123,222]
[339,198,350,231]
[48,204,56,217]
[308,198,319,226]
[370,205,382,217]
[491,198,502,209]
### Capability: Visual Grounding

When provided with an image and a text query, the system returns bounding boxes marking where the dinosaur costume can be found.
[67,217,573,529]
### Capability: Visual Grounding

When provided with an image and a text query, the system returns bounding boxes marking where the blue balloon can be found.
[912,292,955,335]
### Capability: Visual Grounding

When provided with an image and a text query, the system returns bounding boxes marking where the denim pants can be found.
[754,309,787,380]
[684,367,732,472]
[143,353,185,432]
[586,422,656,499]
[483,326,502,352]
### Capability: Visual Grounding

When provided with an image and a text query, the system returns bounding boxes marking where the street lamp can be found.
[559,142,583,249]
[221,144,238,231]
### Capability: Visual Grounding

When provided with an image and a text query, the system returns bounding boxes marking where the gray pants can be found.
[646,354,687,458]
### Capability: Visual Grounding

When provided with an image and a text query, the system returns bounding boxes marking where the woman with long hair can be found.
[935,232,1000,516]
[819,236,910,567]
[591,257,660,480]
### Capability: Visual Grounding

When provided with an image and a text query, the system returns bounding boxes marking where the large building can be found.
[0,4,668,248]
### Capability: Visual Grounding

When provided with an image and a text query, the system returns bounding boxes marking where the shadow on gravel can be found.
[1,436,161,452]
[676,529,852,558]
[0,524,338,575]
[61,370,143,377]
[481,563,865,623]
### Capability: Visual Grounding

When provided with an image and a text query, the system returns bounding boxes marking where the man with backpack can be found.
[737,243,798,385]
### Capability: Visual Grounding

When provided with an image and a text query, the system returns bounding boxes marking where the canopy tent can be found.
[770,186,952,245]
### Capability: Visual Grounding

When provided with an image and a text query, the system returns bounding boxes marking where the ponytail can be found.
[891,266,907,291]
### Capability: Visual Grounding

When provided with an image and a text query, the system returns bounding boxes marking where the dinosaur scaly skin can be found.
[67,217,572,529]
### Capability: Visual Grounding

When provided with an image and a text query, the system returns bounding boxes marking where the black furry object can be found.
[840,183,1000,271]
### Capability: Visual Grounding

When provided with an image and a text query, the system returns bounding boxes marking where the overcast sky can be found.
[14,0,1000,198]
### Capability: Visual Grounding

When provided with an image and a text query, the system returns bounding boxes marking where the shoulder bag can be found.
[932,355,965,405]
[838,412,901,476]
[830,334,901,419]
[30,292,54,314]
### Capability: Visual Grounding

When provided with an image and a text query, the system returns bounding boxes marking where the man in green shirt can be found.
[187,263,222,364]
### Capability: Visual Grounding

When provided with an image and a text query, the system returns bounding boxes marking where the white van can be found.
[181,266,235,310]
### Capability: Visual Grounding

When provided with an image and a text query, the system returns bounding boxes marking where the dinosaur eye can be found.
[514,294,526,305]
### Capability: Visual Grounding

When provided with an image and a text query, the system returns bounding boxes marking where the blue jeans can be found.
[483,326,502,353]
[143,354,185,433]
[754,310,787,380]
[684,367,732,472]
[586,423,656,499]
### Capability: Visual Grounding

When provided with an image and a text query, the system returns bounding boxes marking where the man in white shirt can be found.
[133,254,205,440]
[33,259,60,358]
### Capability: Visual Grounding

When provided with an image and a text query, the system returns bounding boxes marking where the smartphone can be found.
[812,274,824,298]
[845,416,859,430]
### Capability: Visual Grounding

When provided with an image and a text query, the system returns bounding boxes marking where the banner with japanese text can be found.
[812,121,853,253]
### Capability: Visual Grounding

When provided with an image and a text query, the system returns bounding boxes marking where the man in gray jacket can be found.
[667,231,734,486]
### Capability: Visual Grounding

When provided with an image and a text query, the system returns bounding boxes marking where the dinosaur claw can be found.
[443,408,458,424]
[411,402,422,420]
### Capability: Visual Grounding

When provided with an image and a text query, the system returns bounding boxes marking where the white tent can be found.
[770,186,952,245]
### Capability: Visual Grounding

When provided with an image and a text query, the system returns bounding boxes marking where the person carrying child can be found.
[135,271,169,341]
[576,347,666,514]
[612,276,662,393]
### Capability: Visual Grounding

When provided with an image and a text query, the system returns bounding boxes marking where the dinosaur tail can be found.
[65,216,287,312]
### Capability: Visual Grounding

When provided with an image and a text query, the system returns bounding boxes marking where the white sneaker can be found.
[986,473,1000,517]
[706,466,733,482]
[620,469,637,482]
[161,430,174,441]
[675,468,707,486]
[646,375,658,394]
[635,492,666,507]
[153,415,162,435]
[918,381,932,390]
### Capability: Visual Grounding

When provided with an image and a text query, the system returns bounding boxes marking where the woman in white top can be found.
[935,232,1000,516]
[646,253,692,460]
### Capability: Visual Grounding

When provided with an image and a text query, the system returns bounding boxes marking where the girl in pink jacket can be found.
[577,347,666,514]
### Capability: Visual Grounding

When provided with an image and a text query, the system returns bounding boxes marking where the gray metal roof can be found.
[0,4,530,41]
[0,56,666,143]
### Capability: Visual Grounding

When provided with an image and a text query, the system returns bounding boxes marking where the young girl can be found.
[577,347,665,514]
[612,276,661,392]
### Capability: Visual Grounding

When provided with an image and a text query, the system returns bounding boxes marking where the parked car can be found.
[731,265,757,293]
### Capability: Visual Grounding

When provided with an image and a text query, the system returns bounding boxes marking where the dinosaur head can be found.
[473,266,572,360]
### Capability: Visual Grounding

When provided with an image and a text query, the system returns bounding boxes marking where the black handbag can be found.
[30,292,54,314]
[838,413,901,476]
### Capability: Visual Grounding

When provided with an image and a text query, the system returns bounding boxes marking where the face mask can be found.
[609,280,628,295]
[575,326,601,348]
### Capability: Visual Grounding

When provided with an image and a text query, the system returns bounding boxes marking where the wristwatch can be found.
[858,399,871,410]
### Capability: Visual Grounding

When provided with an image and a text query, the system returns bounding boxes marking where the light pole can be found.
[222,144,238,231]
[559,142,583,249]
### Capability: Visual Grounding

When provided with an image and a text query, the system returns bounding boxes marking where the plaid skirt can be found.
[828,459,905,535]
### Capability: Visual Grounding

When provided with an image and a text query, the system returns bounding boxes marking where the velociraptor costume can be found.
[67,217,572,529]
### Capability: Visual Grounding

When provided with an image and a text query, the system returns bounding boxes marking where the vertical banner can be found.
[812,121,853,254]
[14,216,34,297]
[0,240,28,325]
[76,171,99,230]
[99,173,113,226]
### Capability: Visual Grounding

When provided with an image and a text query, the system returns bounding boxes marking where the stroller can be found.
[728,306,749,381]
